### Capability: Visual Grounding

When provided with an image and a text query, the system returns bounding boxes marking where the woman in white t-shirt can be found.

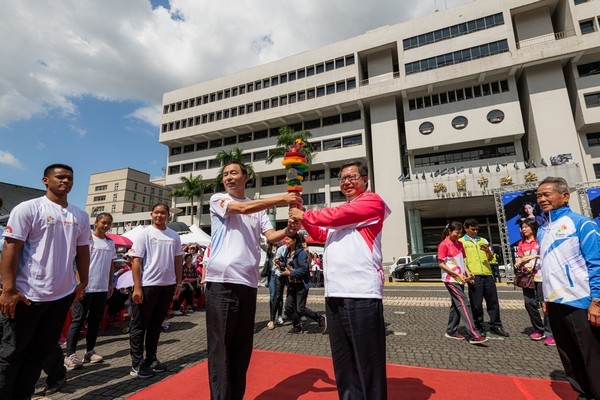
[129,203,183,379]
[65,212,116,369]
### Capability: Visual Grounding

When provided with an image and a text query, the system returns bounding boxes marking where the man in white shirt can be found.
[205,161,300,400]
[0,164,90,399]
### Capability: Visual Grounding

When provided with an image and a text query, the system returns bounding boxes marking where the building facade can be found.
[159,0,600,262]
[86,168,172,232]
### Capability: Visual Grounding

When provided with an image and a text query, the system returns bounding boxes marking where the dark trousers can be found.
[0,293,73,400]
[268,274,284,322]
[547,302,600,399]
[43,344,66,386]
[444,282,481,340]
[285,282,320,327]
[205,282,257,400]
[129,285,175,367]
[173,282,200,311]
[467,275,503,333]
[522,282,552,336]
[66,291,108,355]
[326,297,387,400]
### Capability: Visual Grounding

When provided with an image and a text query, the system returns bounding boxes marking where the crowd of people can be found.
[0,163,598,400]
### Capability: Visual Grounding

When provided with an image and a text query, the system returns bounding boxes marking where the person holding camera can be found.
[280,233,325,334]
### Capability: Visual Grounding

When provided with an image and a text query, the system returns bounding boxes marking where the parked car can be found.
[389,255,412,277]
[392,253,440,282]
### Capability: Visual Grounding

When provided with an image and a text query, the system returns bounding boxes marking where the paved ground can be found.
[33,282,568,399]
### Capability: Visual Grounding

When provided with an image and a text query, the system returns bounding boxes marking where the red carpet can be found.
[127,350,577,399]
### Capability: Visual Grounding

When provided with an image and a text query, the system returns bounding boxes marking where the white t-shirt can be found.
[206,192,272,288]
[130,226,183,287]
[2,196,91,302]
[87,235,116,292]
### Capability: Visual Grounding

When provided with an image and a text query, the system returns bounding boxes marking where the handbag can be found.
[514,258,537,289]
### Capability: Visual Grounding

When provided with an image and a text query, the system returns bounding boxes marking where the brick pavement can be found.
[33,283,568,399]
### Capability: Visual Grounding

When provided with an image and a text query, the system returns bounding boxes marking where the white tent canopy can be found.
[121,225,145,244]
[179,225,211,246]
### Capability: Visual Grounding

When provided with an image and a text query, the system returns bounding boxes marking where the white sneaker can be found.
[276,317,284,325]
[170,310,183,316]
[84,349,104,363]
[64,354,83,370]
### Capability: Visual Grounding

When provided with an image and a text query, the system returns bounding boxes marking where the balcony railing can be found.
[516,30,576,49]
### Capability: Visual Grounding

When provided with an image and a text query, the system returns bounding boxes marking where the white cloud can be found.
[0,149,25,169]
[0,0,470,128]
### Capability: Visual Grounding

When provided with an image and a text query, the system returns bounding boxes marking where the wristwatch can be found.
[592,298,600,306]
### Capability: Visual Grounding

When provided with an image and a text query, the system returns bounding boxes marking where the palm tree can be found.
[171,173,213,226]
[266,126,315,165]
[214,147,255,191]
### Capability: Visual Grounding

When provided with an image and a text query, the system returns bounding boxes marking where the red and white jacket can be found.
[302,191,390,299]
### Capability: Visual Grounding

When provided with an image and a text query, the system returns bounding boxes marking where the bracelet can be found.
[176,284,183,288]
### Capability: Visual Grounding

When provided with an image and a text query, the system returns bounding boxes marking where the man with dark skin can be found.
[0,164,90,400]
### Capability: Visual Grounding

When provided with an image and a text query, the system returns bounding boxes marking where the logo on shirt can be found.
[555,224,568,236]
[219,199,227,209]
[5,226,13,234]
[46,215,56,225]
[150,237,158,244]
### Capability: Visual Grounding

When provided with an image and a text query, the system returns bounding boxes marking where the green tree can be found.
[214,147,255,191]
[266,126,315,165]
[171,173,213,226]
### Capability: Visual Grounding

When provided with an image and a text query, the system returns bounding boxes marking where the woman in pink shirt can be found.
[438,221,488,345]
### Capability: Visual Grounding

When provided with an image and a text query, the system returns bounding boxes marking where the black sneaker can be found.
[43,374,67,395]
[151,359,167,373]
[289,325,303,334]
[490,327,510,337]
[130,362,154,378]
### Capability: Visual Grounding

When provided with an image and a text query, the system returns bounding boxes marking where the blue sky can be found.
[0,0,468,209]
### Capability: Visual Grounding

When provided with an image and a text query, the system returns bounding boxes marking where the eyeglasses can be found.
[339,174,364,183]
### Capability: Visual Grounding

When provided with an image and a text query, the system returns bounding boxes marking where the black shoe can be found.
[289,325,303,334]
[43,374,67,395]
[490,327,510,337]
[130,361,154,378]
[150,359,167,373]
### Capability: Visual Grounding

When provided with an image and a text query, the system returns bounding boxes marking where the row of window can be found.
[93,182,164,197]
[169,111,362,156]
[578,61,600,77]
[161,78,357,134]
[595,163,600,179]
[414,142,516,168]
[408,80,509,111]
[418,110,505,135]
[588,132,600,147]
[162,55,356,115]
[403,13,504,50]
[168,134,363,175]
[585,92,600,108]
[405,40,509,75]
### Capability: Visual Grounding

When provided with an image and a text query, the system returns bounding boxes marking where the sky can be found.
[0,0,471,209]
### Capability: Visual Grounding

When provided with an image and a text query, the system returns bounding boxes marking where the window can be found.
[326,84,335,95]
[587,132,600,147]
[195,161,207,170]
[487,109,505,124]
[253,150,268,161]
[279,74,287,84]
[585,92,600,108]
[323,138,341,150]
[419,122,434,135]
[343,134,362,147]
[93,195,106,202]
[289,93,297,103]
[182,144,194,154]
[347,78,356,90]
[169,165,181,174]
[298,91,306,101]
[241,153,252,163]
[171,147,182,156]
[112,193,118,201]
[114,183,119,191]
[325,60,334,71]
[330,167,341,179]
[279,96,287,106]
[316,86,325,97]
[271,98,278,108]
[595,163,600,179]
[575,0,590,4]
[288,71,296,81]
[182,163,193,172]
[238,132,252,143]
[307,66,315,76]
[307,88,316,99]
[322,115,340,126]
[95,185,108,191]
[261,176,275,187]
[271,76,278,86]
[310,193,326,204]
[298,68,306,79]
[345,55,355,65]
[316,63,325,74]
[415,142,515,167]
[210,139,222,148]
[304,119,320,130]
[331,191,345,202]
[197,142,208,151]
[310,170,325,181]
[578,61,600,77]
[275,175,287,185]
[580,19,595,35]
[209,159,221,169]
[224,136,236,146]
[254,130,268,140]
[335,58,345,68]
[451,116,469,130]
[310,141,322,152]
[336,81,346,92]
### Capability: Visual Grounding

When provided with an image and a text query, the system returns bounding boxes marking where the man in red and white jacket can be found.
[289,160,391,400]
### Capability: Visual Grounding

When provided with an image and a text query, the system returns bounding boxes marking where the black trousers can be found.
[129,285,175,367]
[467,275,503,333]
[0,293,73,400]
[522,282,552,336]
[284,282,320,327]
[326,297,387,400]
[205,282,257,400]
[66,291,108,355]
[547,302,600,399]
[445,282,481,340]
